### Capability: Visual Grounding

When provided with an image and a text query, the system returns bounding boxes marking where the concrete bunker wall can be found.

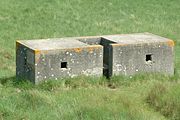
[16,39,104,84]
[112,43,174,76]
[78,35,174,77]
[78,37,117,78]
[34,47,103,83]
[16,43,35,83]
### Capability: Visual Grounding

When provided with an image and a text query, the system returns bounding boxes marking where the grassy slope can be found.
[0,0,180,119]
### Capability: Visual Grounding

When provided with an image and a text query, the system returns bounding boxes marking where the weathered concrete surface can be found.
[16,39,103,84]
[102,33,174,76]
[16,33,174,83]
[16,42,35,83]
[78,37,116,77]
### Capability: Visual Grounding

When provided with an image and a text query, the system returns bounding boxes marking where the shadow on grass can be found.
[0,76,16,85]
[0,76,34,89]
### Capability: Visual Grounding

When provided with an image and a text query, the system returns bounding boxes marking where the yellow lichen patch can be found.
[34,49,41,54]
[90,45,102,48]
[167,40,175,47]
[74,48,82,53]
[88,45,103,49]
[16,40,21,50]
[88,47,94,53]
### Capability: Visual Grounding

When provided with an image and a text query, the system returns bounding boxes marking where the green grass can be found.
[146,82,180,120]
[0,0,180,119]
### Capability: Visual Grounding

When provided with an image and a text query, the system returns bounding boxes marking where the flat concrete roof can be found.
[18,38,90,50]
[102,33,170,44]
[17,33,173,51]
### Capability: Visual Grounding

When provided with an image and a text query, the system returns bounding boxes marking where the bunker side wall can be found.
[16,42,35,83]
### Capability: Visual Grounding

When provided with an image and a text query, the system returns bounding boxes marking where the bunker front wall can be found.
[34,46,103,83]
[111,42,174,76]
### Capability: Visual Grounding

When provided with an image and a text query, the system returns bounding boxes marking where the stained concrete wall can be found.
[16,39,103,84]
[34,46,103,83]
[102,33,174,76]
[111,43,174,76]
[78,37,116,77]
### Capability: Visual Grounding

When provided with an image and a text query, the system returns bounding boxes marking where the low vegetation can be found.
[0,0,180,119]
[0,74,180,120]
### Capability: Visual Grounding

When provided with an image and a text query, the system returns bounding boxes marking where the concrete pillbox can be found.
[102,33,174,76]
[16,38,103,84]
[16,33,174,83]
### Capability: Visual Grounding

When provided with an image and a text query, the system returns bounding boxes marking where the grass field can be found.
[0,0,180,120]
